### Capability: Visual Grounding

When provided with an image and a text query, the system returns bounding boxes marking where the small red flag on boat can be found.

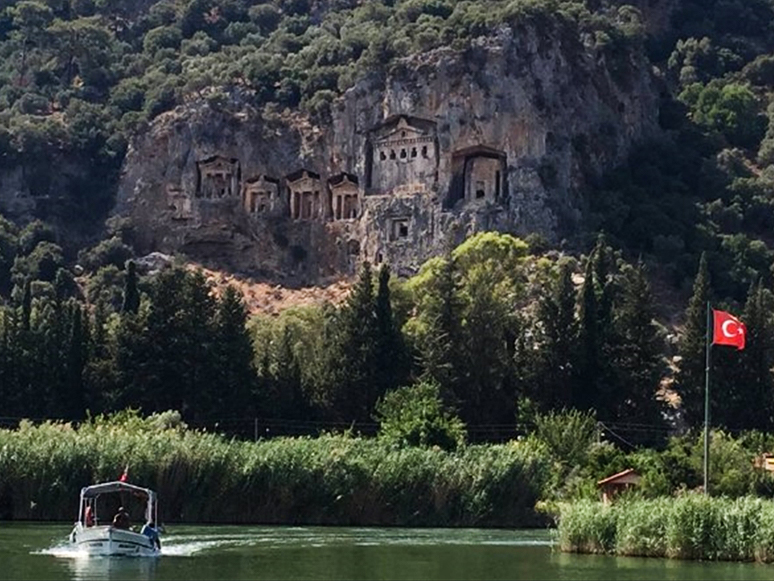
[119,466,129,482]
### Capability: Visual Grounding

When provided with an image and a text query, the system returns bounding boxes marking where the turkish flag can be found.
[119,466,129,483]
[713,309,746,350]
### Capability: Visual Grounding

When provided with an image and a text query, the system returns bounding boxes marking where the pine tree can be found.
[177,269,217,419]
[675,252,711,427]
[419,255,465,406]
[211,285,256,420]
[324,261,380,422]
[611,261,666,446]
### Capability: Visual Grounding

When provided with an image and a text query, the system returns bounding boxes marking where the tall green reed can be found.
[558,495,774,562]
[0,419,551,526]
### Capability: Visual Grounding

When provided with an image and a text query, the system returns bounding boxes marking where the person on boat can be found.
[141,521,161,549]
[112,506,130,529]
[84,504,95,527]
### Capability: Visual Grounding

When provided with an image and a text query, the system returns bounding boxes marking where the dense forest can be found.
[3,0,774,447]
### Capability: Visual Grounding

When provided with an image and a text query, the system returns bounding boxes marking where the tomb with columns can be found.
[196,155,241,199]
[287,169,324,220]
[447,145,508,208]
[328,173,360,220]
[243,175,280,215]
[365,115,438,195]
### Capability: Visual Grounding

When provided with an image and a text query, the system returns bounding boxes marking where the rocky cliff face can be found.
[114,24,660,284]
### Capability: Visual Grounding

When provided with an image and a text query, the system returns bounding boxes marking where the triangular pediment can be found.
[328,172,359,190]
[286,168,321,184]
[371,115,436,141]
[198,155,238,169]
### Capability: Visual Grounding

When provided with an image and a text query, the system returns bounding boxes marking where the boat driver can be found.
[112,506,130,529]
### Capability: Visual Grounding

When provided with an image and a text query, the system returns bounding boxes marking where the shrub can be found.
[533,409,598,466]
[375,380,467,451]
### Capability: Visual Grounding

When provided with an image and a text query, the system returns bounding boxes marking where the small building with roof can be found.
[597,468,641,504]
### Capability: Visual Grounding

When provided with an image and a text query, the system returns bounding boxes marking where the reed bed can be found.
[0,420,552,526]
[558,496,774,562]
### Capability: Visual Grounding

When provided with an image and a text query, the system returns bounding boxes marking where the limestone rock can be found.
[7,25,663,285]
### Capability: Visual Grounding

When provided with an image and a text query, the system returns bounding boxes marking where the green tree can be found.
[373,264,410,402]
[211,285,255,419]
[322,261,381,422]
[64,301,87,419]
[532,258,577,410]
[121,260,140,314]
[675,253,711,427]
[680,81,765,148]
[610,261,666,446]
[722,281,774,430]
[575,257,599,412]
[408,253,464,405]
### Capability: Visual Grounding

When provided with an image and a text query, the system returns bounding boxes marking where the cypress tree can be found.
[575,257,599,411]
[0,308,18,416]
[20,278,31,332]
[65,302,87,420]
[731,281,774,430]
[534,259,578,410]
[122,260,140,315]
[374,264,409,401]
[675,252,711,428]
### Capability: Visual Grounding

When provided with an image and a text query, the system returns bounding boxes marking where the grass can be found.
[0,417,552,526]
[558,496,774,562]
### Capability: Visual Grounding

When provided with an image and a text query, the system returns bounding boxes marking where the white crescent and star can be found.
[722,319,744,338]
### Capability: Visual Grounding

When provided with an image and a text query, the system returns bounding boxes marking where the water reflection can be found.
[66,555,158,581]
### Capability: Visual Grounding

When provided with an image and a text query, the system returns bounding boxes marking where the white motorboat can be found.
[69,481,161,557]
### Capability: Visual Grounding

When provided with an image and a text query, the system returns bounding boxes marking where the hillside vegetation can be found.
[3,1,774,457]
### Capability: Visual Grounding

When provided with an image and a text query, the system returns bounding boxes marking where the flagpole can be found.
[703,301,711,495]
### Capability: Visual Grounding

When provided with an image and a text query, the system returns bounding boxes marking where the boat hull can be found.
[70,524,160,557]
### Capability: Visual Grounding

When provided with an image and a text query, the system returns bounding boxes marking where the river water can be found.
[2,523,774,581]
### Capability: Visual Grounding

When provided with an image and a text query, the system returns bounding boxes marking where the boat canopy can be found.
[78,481,158,526]
[81,481,155,500]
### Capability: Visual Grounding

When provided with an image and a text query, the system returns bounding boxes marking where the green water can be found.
[2,523,774,581]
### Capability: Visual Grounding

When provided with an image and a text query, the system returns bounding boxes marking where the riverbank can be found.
[0,416,551,527]
[557,496,774,562]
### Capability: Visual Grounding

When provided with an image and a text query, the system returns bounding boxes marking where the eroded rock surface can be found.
[12,26,662,284]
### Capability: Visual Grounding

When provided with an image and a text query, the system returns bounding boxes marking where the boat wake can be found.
[161,537,255,557]
[35,542,90,558]
[35,527,553,563]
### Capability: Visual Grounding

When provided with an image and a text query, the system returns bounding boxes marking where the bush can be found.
[533,409,598,466]
[77,236,133,272]
[375,380,467,451]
